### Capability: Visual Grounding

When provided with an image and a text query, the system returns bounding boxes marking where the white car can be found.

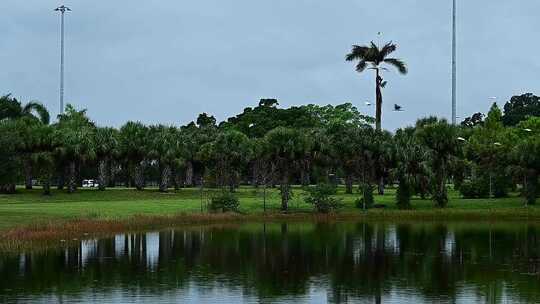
[82,179,100,188]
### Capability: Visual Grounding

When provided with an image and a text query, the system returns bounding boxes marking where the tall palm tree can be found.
[346,42,407,131]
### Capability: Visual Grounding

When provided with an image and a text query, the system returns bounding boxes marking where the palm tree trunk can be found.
[185,161,194,187]
[57,166,66,190]
[2,183,16,194]
[345,173,353,194]
[375,69,383,131]
[252,161,260,188]
[300,160,310,186]
[42,177,51,196]
[134,161,145,191]
[67,161,77,193]
[378,176,385,195]
[159,163,171,193]
[23,157,33,190]
[280,168,290,212]
[525,169,538,206]
[98,159,108,191]
[108,160,116,188]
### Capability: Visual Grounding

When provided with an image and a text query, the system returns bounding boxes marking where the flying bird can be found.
[365,102,372,106]
[394,104,403,112]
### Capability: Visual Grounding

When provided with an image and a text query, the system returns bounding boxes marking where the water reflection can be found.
[1,222,540,303]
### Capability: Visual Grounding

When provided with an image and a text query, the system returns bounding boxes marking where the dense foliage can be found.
[0,92,539,211]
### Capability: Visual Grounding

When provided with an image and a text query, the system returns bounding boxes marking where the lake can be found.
[1,221,540,303]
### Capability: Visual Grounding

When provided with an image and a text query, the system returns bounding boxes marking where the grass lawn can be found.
[0,185,537,232]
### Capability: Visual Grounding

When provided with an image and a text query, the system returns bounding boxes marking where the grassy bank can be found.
[0,185,538,238]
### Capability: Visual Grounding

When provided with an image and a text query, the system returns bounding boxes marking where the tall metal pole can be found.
[55,5,71,115]
[452,0,457,125]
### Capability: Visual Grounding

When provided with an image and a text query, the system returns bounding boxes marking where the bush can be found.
[355,183,374,209]
[210,192,240,212]
[459,173,511,199]
[304,183,341,213]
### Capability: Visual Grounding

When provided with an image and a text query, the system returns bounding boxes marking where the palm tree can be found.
[263,127,312,211]
[119,121,149,190]
[415,118,460,207]
[94,127,119,191]
[394,127,429,209]
[1,95,50,189]
[32,124,56,195]
[148,125,183,193]
[54,105,96,193]
[0,94,50,124]
[199,130,253,192]
[346,42,407,131]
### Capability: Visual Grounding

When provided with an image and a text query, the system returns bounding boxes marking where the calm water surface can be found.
[1,221,540,303]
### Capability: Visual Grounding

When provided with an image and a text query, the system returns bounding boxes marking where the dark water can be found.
[1,222,540,303]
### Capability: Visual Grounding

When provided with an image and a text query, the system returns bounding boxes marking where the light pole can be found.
[451,0,457,125]
[55,5,71,115]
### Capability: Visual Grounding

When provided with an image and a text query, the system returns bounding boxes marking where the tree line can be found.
[0,92,539,210]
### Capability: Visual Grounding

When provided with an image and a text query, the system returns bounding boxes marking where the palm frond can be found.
[345,45,370,61]
[355,60,367,73]
[23,101,50,124]
[383,58,408,74]
[379,41,397,59]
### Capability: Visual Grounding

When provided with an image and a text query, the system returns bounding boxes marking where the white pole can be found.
[452,0,457,125]
[60,10,65,115]
[55,5,70,115]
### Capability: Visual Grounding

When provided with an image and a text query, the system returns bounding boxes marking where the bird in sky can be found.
[394,104,403,111]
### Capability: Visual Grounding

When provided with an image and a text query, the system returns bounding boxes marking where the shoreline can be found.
[2,208,540,252]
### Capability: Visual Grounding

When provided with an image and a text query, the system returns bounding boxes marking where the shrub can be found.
[304,183,341,213]
[459,173,511,199]
[210,192,240,213]
[355,183,374,209]
[459,179,489,199]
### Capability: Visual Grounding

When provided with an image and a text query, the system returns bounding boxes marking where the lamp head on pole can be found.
[54,5,71,13]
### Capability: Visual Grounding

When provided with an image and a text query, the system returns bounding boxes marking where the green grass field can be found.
[0,185,537,231]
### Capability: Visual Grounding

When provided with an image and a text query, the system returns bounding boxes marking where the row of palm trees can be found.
[1,93,538,209]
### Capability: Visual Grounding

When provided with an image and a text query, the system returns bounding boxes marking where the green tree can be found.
[325,121,359,194]
[394,127,429,209]
[148,125,183,192]
[502,93,540,126]
[415,118,460,207]
[513,136,540,205]
[346,41,407,131]
[31,124,56,195]
[0,94,50,124]
[199,130,253,192]
[0,120,21,193]
[0,95,50,189]
[94,127,119,191]
[465,103,512,198]
[119,121,149,190]
[54,105,96,193]
[263,127,312,211]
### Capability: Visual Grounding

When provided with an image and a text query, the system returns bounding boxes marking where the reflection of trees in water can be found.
[1,223,540,303]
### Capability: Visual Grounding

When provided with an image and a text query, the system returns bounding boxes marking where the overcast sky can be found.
[1,1,539,130]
